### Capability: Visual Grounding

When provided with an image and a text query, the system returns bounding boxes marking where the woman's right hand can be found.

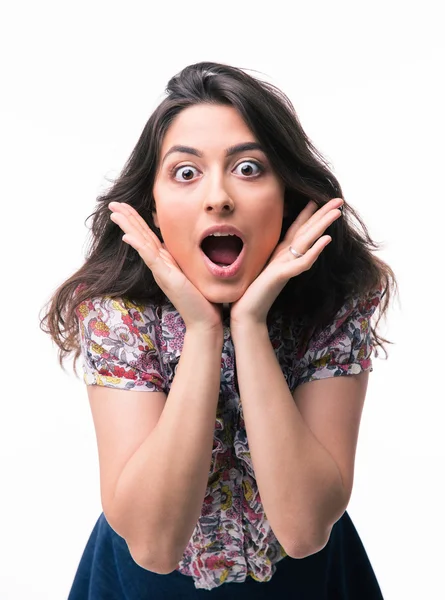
[108,202,223,334]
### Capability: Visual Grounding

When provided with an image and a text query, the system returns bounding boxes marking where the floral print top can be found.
[76,287,383,591]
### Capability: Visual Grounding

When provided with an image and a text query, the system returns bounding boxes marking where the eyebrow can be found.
[161,142,265,165]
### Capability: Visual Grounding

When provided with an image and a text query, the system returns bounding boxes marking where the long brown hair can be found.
[39,61,397,375]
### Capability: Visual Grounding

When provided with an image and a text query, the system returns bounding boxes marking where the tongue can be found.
[202,236,242,266]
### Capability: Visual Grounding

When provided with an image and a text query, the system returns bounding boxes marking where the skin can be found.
[106,105,353,560]
[109,103,343,329]
[152,103,286,305]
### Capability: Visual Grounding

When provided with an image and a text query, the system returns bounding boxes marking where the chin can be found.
[203,292,242,305]
[199,285,246,305]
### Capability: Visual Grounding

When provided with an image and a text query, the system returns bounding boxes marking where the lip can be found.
[200,243,246,279]
[199,224,246,246]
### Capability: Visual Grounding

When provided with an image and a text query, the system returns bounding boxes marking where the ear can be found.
[152,208,160,229]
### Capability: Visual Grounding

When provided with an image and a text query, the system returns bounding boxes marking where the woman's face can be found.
[152,103,285,304]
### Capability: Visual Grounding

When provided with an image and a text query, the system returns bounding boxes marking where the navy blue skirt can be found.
[68,511,383,599]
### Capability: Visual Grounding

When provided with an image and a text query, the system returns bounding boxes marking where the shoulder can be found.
[76,295,168,391]
[310,285,383,344]
[75,295,156,357]
[76,295,157,337]
[336,286,383,324]
[293,286,384,386]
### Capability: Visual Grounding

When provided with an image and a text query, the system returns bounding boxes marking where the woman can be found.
[41,61,396,598]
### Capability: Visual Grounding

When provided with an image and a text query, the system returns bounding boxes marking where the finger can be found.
[116,202,155,234]
[292,206,342,253]
[109,202,160,246]
[284,200,319,240]
[303,235,332,269]
[121,233,159,265]
[110,209,160,249]
[159,248,181,270]
[299,198,343,232]
[287,235,332,273]
[110,213,157,259]
[122,235,177,288]
[283,197,342,244]
[113,203,156,242]
[109,211,143,240]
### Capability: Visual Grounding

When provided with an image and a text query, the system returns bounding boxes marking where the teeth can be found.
[208,232,236,237]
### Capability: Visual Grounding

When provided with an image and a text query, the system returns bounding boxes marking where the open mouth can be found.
[200,234,244,267]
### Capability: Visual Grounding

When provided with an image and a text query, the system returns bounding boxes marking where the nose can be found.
[204,179,234,214]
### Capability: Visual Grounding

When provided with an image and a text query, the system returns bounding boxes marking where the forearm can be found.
[231,322,347,557]
[110,326,223,572]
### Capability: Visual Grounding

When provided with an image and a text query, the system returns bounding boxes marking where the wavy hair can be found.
[39,61,397,375]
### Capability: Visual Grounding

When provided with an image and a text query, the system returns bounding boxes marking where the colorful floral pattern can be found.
[76,287,382,590]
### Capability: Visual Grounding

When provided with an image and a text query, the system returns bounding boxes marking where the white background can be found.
[1,1,444,598]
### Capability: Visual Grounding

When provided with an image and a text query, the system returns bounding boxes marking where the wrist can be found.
[185,322,224,343]
[230,318,268,341]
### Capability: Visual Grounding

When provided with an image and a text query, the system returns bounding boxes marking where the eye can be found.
[172,165,200,182]
[233,160,263,178]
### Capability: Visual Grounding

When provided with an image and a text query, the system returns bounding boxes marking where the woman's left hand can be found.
[230,197,344,328]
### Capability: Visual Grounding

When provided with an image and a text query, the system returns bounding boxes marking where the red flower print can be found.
[98,368,113,376]
[138,344,152,352]
[122,314,133,327]
[205,554,236,570]
[113,366,137,380]
[90,319,110,338]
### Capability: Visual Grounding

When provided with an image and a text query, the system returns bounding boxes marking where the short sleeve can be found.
[294,287,383,387]
[76,296,167,392]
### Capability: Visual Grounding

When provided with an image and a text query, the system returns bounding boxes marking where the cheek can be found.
[255,211,284,261]
[156,209,193,255]
[152,186,185,246]
[257,192,285,236]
